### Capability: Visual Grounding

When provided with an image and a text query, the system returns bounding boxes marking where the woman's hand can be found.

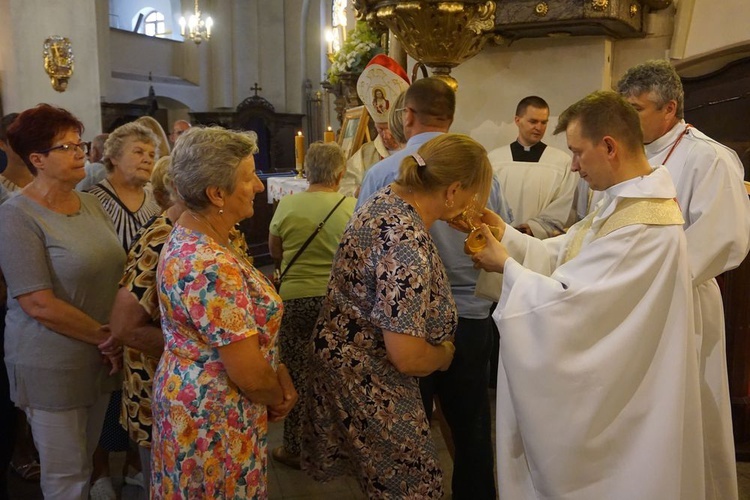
[471,224,510,273]
[98,327,123,375]
[268,364,298,422]
[438,341,455,372]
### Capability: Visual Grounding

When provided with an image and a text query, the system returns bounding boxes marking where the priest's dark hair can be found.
[515,96,549,117]
[396,133,492,207]
[404,77,455,126]
[553,90,643,152]
[616,59,684,120]
[6,104,84,174]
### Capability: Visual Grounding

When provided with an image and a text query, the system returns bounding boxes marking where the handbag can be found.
[274,195,347,291]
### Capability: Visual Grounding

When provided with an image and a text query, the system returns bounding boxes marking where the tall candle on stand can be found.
[295,131,305,178]
[324,126,335,143]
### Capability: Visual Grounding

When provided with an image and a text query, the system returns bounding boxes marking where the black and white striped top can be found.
[87,179,161,252]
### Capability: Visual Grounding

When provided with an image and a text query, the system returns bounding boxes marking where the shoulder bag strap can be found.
[279,195,347,280]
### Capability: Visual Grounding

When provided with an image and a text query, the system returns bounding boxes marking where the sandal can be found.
[10,460,41,481]
[271,446,301,470]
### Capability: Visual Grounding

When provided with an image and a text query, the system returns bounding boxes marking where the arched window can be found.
[144,10,166,37]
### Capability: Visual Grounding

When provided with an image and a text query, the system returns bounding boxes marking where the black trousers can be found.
[0,305,17,500]
[420,316,496,500]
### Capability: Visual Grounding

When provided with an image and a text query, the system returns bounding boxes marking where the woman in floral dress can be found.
[151,127,297,499]
[302,134,494,498]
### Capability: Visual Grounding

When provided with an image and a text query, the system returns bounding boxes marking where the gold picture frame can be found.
[338,105,370,160]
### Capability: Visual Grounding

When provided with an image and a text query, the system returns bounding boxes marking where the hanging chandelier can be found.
[179,0,213,45]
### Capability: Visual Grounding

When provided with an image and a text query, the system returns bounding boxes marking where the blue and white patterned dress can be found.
[302,185,457,499]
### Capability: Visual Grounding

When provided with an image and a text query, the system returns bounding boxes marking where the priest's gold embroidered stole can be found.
[562,198,684,264]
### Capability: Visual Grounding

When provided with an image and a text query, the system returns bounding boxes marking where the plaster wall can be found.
[449,8,676,154]
[0,0,103,139]
[673,0,750,61]
[450,37,614,154]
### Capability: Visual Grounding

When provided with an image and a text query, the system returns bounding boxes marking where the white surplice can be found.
[493,167,705,500]
[488,144,577,238]
[644,120,750,500]
[339,134,389,197]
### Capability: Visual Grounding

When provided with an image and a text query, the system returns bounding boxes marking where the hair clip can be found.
[412,153,426,167]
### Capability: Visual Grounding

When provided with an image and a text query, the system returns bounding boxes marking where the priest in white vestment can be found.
[470,91,704,500]
[614,60,750,500]
[488,96,578,239]
[339,134,390,196]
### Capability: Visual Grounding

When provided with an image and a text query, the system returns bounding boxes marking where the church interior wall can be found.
[450,37,615,154]
[1,1,749,142]
[672,0,750,62]
[0,0,103,139]
[448,6,683,155]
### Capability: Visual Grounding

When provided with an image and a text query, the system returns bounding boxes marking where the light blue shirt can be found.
[356,131,513,318]
[76,161,107,192]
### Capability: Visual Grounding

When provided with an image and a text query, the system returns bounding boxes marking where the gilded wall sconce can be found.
[43,36,74,92]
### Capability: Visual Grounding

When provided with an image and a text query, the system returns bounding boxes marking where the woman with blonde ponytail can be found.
[302,133,493,498]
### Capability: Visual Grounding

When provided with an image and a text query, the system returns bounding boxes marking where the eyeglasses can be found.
[395,107,416,114]
[37,142,90,155]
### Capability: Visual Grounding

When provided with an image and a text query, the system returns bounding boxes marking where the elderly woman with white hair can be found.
[268,142,356,468]
[86,120,163,496]
[151,127,296,498]
[87,121,162,252]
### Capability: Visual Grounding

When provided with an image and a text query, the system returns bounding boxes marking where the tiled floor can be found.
[9,422,750,499]
[7,425,750,499]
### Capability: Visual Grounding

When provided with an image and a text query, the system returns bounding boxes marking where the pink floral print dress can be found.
[151,225,282,499]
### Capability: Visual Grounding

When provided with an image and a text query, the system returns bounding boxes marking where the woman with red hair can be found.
[0,104,125,499]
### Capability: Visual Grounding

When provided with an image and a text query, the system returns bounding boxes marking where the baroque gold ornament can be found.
[535,3,549,17]
[591,0,609,11]
[360,1,497,91]
[43,36,74,92]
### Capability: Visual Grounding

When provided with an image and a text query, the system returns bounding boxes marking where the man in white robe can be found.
[488,96,578,238]
[615,60,750,500]
[472,91,704,499]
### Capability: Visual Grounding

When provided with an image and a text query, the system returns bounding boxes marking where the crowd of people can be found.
[0,56,748,500]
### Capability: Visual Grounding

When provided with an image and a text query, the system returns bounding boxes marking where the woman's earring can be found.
[219,209,224,215]
[445,199,455,208]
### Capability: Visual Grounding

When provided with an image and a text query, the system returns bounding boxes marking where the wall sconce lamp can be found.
[43,36,74,92]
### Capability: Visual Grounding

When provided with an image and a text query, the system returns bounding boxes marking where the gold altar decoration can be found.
[354,1,497,91]
[591,0,609,11]
[535,3,549,17]
[43,36,74,93]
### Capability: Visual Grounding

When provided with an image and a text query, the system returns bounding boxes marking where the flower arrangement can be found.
[327,21,383,84]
